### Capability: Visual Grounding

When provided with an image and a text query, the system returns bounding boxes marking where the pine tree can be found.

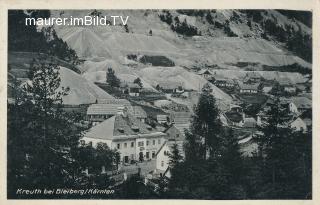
[106,68,120,87]
[8,57,83,197]
[190,83,222,159]
[133,77,143,88]
[168,143,183,168]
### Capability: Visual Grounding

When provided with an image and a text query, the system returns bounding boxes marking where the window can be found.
[161,161,164,167]
[138,141,144,147]
[153,140,155,145]
[124,143,127,148]
[158,139,161,145]
[152,151,155,158]
[131,142,134,147]
[80,140,85,146]
[146,140,149,146]
[117,143,120,149]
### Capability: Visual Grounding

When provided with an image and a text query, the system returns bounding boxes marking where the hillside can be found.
[8,52,114,105]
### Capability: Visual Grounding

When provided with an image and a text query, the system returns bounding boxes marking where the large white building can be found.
[81,107,166,164]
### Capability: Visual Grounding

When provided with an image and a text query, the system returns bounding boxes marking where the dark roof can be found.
[198,69,213,75]
[225,111,243,123]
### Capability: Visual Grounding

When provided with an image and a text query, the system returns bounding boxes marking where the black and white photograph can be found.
[7,8,312,200]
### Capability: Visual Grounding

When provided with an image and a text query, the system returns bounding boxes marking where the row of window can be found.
[117,141,135,149]
[116,139,162,149]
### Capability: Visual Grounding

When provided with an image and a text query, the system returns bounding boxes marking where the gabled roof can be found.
[84,113,165,140]
[164,124,188,140]
[198,69,213,75]
[132,106,147,119]
[290,97,312,109]
[170,111,192,124]
[225,111,243,123]
[157,82,182,90]
[87,103,132,115]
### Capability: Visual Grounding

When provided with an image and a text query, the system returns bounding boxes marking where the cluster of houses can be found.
[198,69,310,96]
[79,68,311,187]
[81,96,190,181]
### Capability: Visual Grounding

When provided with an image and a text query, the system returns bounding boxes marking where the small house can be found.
[289,97,312,114]
[239,83,260,94]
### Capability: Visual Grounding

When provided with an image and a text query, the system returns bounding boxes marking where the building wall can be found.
[290,118,307,132]
[82,135,165,163]
[81,137,112,148]
[156,143,171,172]
[289,103,299,114]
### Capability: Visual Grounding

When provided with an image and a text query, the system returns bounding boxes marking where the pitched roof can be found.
[132,106,147,119]
[97,99,131,106]
[245,72,261,79]
[84,114,165,140]
[225,111,243,123]
[87,103,131,115]
[239,83,260,90]
[157,82,182,90]
[198,69,213,75]
[173,123,190,135]
[170,111,192,124]
[290,97,312,109]
[164,124,186,140]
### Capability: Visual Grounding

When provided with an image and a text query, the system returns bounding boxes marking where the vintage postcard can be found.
[0,0,318,204]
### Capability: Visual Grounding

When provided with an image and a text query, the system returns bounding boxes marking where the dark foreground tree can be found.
[7,57,118,198]
[257,97,312,199]
[167,84,246,199]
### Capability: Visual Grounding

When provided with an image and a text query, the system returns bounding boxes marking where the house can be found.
[156,82,184,94]
[289,110,312,133]
[155,140,184,179]
[170,111,192,125]
[214,78,236,88]
[87,100,133,125]
[243,117,257,128]
[225,111,244,127]
[87,104,127,125]
[243,72,262,83]
[289,97,312,114]
[156,114,170,124]
[120,82,141,96]
[164,124,187,140]
[284,85,297,94]
[81,107,167,164]
[132,106,147,123]
[127,83,141,96]
[238,83,260,94]
[230,104,243,113]
[198,69,213,80]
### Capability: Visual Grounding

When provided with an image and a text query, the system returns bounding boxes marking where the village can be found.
[7,9,312,199]
[76,66,312,189]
